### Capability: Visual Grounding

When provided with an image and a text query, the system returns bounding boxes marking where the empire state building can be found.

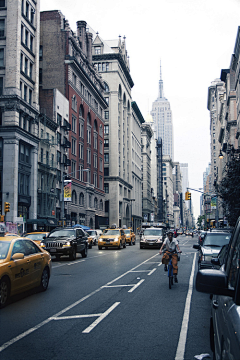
[150,63,174,160]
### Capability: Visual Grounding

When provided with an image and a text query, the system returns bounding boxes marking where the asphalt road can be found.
[0,235,213,360]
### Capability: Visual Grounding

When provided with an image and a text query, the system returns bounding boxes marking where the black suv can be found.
[41,227,88,260]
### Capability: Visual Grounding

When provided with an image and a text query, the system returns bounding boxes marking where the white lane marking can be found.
[128,279,145,293]
[52,253,108,269]
[148,268,157,275]
[0,253,158,352]
[103,285,133,288]
[106,253,159,286]
[175,252,196,360]
[67,260,85,266]
[51,314,102,320]
[82,302,120,333]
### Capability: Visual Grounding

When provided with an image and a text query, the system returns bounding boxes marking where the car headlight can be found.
[114,237,119,243]
[40,242,46,248]
[63,241,71,247]
[141,237,146,242]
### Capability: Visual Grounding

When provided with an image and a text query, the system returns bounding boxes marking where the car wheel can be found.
[82,244,88,258]
[129,240,132,246]
[123,241,126,248]
[140,245,143,249]
[0,277,10,308]
[69,247,77,260]
[133,239,136,245]
[118,241,122,250]
[98,245,102,250]
[39,268,49,292]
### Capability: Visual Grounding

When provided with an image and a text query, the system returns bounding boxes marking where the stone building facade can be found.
[91,31,139,229]
[0,0,40,225]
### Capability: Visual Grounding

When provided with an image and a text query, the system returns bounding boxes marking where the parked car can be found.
[98,225,126,250]
[195,216,240,360]
[40,227,88,260]
[193,231,232,269]
[23,232,49,245]
[0,235,52,308]
[140,227,165,249]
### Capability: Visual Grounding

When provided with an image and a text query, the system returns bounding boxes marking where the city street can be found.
[0,234,213,360]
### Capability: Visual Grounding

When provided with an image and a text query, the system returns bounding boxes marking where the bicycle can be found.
[163,251,181,289]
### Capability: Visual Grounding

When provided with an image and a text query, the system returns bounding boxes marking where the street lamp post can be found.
[61,168,89,227]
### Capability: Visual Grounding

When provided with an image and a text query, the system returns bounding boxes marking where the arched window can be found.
[123,93,126,106]
[79,104,84,118]
[72,95,77,112]
[99,124,103,137]
[118,84,122,100]
[72,190,77,204]
[79,192,84,206]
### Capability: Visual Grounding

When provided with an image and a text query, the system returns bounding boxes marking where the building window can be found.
[104,153,109,163]
[95,47,101,54]
[29,89,32,105]
[104,125,109,134]
[0,1,5,7]
[104,183,109,193]
[30,35,33,52]
[94,173,98,187]
[72,116,76,133]
[99,141,103,155]
[71,161,76,178]
[0,77,3,95]
[25,57,28,75]
[104,139,109,148]
[24,85,27,101]
[100,157,103,172]
[105,111,109,120]
[79,143,84,159]
[30,7,34,24]
[0,19,4,37]
[71,138,76,155]
[25,2,29,18]
[39,45,43,61]
[29,62,33,79]
[0,48,4,67]
[25,29,28,47]
[87,149,91,164]
[94,154,98,168]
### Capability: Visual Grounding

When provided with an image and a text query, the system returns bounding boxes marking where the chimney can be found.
[77,21,87,55]
[86,32,93,64]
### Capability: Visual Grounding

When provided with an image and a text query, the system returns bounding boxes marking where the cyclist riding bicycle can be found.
[159,230,181,283]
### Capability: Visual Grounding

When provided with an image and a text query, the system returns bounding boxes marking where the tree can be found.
[197,215,205,228]
[218,155,240,226]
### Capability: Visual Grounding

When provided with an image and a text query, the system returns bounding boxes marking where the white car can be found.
[86,230,102,245]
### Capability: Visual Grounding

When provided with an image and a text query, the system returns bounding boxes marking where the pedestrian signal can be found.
[4,202,10,213]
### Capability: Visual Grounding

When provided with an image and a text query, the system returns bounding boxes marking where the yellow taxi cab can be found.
[98,224,126,250]
[123,227,136,246]
[0,235,52,308]
[23,232,49,246]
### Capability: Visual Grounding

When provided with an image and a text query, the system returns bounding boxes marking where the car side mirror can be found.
[43,236,46,239]
[193,244,200,250]
[12,253,25,260]
[196,269,234,297]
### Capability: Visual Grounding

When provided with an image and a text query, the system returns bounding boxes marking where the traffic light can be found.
[4,202,10,213]
[185,191,189,200]
[188,192,191,200]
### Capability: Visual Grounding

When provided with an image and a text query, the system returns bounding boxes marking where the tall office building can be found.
[151,63,174,160]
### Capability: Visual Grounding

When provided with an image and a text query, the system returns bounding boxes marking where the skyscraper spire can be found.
[159,60,164,99]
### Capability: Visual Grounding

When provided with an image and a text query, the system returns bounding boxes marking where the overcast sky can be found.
[40,0,240,221]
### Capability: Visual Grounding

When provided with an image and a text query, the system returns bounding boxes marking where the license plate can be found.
[50,249,56,252]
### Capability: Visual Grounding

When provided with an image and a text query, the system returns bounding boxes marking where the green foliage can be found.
[197,215,205,228]
[218,155,240,226]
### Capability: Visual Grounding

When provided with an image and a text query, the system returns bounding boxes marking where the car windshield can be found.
[48,230,75,238]
[25,234,45,240]
[124,230,130,234]
[104,229,120,235]
[203,234,231,247]
[0,241,10,259]
[144,229,163,236]
[86,231,95,236]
